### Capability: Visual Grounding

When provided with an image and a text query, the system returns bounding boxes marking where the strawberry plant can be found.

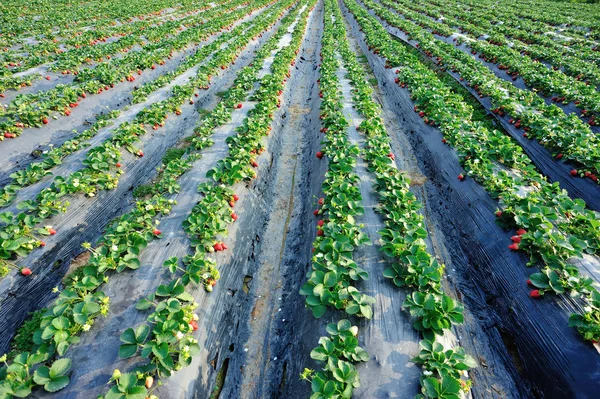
[301,319,368,398]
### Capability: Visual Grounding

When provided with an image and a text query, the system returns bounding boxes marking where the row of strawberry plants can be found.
[0,0,221,81]
[0,0,252,139]
[450,0,600,43]
[413,0,600,87]
[343,0,600,343]
[0,2,300,396]
[298,8,373,322]
[0,0,184,42]
[0,0,288,278]
[0,110,120,208]
[0,5,200,92]
[299,7,370,398]
[0,0,273,209]
[367,0,600,181]
[332,1,476,397]
[103,3,314,397]
[129,0,261,104]
[380,0,600,119]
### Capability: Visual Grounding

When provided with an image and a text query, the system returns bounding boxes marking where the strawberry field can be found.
[0,0,599,398]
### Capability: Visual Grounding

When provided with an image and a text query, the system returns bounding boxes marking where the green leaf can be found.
[49,358,71,377]
[312,305,327,318]
[119,344,138,359]
[44,376,70,393]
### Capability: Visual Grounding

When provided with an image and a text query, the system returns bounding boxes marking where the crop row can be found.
[105,2,314,397]
[0,0,193,47]
[379,0,600,120]
[344,0,600,343]
[0,0,273,210]
[299,6,373,322]
[0,1,302,396]
[331,1,476,397]
[0,0,285,280]
[0,1,220,94]
[0,0,255,139]
[0,0,220,81]
[370,0,600,179]
[413,0,600,87]
[299,5,372,397]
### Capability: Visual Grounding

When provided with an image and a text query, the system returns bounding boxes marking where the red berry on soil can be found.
[190,320,198,331]
[21,268,32,276]
[530,290,541,298]
[231,213,238,221]
[316,151,323,159]
[516,228,526,236]
[153,229,161,235]
[511,235,522,243]
[458,174,465,181]
[316,229,324,236]
[233,194,239,201]
[508,243,519,251]
[42,118,49,124]
[570,169,578,176]
[318,198,324,205]
[213,243,223,251]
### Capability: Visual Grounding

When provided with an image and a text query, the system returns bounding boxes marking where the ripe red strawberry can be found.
[570,169,578,176]
[189,320,199,331]
[48,228,57,235]
[387,152,395,160]
[4,133,15,138]
[251,160,258,167]
[20,268,32,276]
[318,198,324,205]
[153,229,161,236]
[317,220,324,227]
[495,211,502,217]
[237,103,243,109]
[39,241,46,247]
[137,150,144,157]
[213,243,223,251]
[233,194,239,201]
[116,163,121,168]
[316,151,323,159]
[458,174,465,181]
[511,235,522,243]
[221,243,228,250]
[530,290,541,298]
[516,228,526,236]
[441,138,447,143]
[555,153,563,160]
[46,76,51,80]
[231,213,238,221]
[585,171,592,177]
[508,243,519,251]
[418,111,425,117]
[316,229,324,236]
[189,100,195,105]
[313,209,319,216]
[526,279,532,286]
[42,118,49,124]
[151,65,156,70]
